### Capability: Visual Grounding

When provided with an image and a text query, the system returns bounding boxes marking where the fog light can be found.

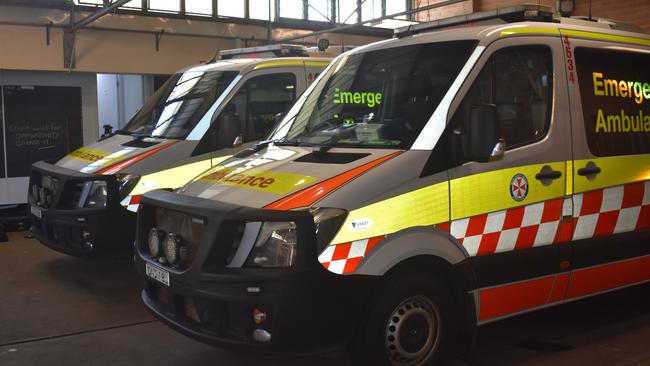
[148,228,164,258]
[163,233,181,264]
[252,308,267,325]
[252,329,272,343]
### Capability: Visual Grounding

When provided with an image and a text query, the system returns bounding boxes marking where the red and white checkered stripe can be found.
[440,198,569,257]
[572,180,650,240]
[440,180,649,257]
[319,236,385,274]
[120,195,141,213]
[318,181,649,274]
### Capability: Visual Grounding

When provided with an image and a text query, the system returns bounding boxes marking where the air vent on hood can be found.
[294,152,370,164]
[121,139,160,148]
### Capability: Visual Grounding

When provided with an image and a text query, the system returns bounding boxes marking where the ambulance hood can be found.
[178,144,398,209]
[56,134,175,174]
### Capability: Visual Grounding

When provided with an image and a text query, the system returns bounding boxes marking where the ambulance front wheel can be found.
[352,274,457,366]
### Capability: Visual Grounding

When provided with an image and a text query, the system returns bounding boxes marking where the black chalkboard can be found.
[2,85,83,177]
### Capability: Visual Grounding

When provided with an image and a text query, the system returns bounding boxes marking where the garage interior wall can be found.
[0,24,237,75]
[0,2,388,206]
[0,5,387,75]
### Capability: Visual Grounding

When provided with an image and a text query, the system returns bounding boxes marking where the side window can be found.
[575,48,650,156]
[227,73,296,142]
[450,46,553,149]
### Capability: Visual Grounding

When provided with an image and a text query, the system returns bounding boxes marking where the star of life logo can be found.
[510,173,528,202]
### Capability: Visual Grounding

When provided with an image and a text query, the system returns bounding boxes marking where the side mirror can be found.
[214,111,243,149]
[275,112,285,123]
[467,104,504,162]
[99,124,114,141]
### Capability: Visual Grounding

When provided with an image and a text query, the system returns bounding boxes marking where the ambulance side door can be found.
[444,37,572,323]
[564,37,650,299]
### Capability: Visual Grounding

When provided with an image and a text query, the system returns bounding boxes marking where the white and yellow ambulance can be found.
[28,45,329,256]
[135,5,649,365]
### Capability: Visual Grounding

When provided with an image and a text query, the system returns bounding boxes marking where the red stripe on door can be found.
[479,276,555,321]
[548,273,569,304]
[478,255,650,322]
[264,152,401,210]
[567,255,650,299]
[97,141,177,175]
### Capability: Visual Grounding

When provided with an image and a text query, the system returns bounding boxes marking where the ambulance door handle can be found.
[535,165,561,186]
[577,161,601,180]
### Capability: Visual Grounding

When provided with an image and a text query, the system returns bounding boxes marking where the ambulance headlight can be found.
[116,173,141,200]
[78,181,108,208]
[245,222,297,268]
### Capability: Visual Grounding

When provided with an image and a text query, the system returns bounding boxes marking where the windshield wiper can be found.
[115,130,154,140]
[272,139,304,146]
[130,132,151,140]
[118,131,179,141]
[311,144,334,154]
[298,134,343,154]
[114,128,151,138]
[272,139,337,155]
[233,139,276,158]
[149,134,181,140]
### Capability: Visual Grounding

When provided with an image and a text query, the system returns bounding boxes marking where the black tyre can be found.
[351,274,457,366]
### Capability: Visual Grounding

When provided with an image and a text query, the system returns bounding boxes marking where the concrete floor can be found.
[1,231,650,366]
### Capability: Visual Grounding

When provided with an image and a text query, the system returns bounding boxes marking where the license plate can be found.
[146,262,169,287]
[30,205,42,219]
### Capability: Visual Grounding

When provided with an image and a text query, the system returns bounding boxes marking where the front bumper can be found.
[135,190,378,352]
[29,161,134,256]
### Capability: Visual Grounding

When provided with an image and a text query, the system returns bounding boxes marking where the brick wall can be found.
[412,0,650,33]
[411,0,474,23]
[570,0,650,33]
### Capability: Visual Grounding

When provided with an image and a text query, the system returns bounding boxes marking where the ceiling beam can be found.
[74,0,131,29]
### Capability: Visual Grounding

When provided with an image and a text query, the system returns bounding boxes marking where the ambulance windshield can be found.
[273,40,476,149]
[121,70,238,139]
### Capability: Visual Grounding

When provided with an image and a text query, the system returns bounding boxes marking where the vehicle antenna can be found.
[588,0,592,21]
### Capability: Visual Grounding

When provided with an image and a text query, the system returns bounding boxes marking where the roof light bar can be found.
[218,44,309,60]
